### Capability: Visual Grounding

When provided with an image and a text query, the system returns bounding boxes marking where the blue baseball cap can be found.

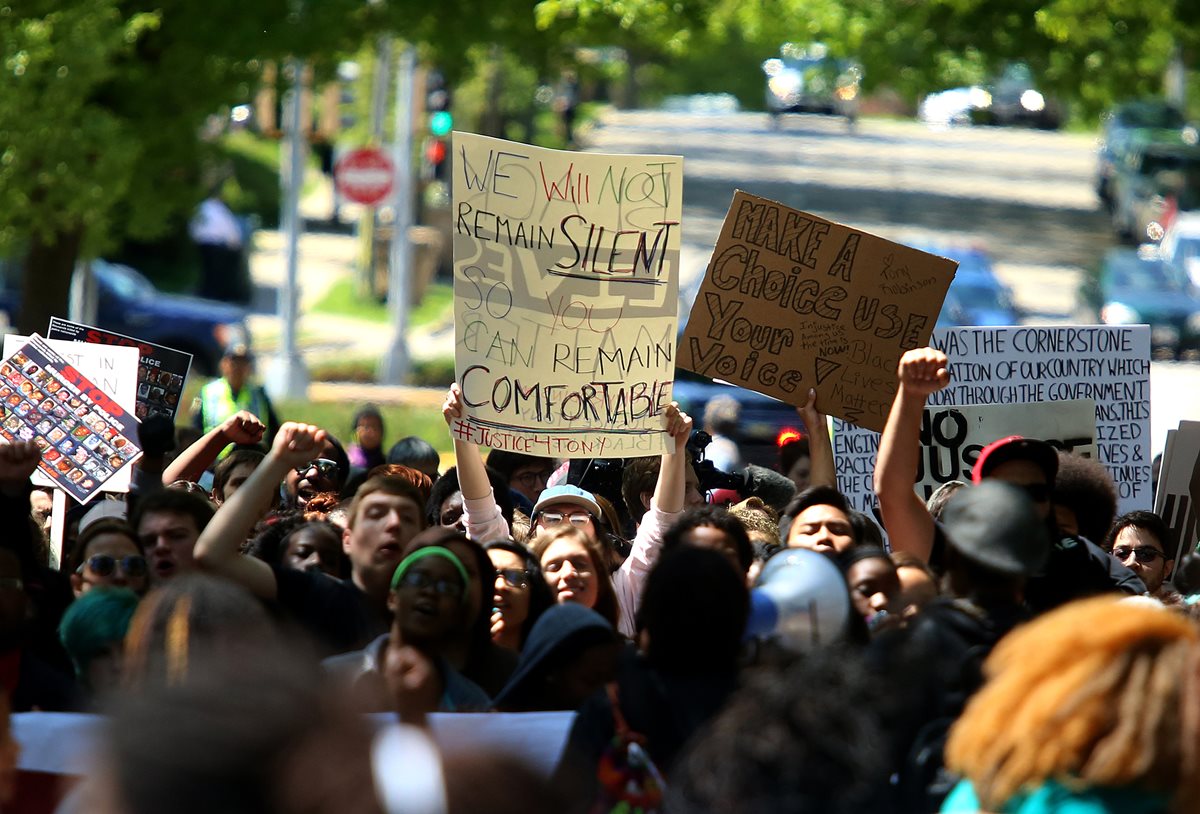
[532,484,601,518]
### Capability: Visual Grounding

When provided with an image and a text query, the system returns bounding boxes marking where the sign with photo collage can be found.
[0,335,143,504]
[47,317,192,420]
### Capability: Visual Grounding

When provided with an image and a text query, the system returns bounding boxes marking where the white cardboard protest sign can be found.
[451,131,682,459]
[4,334,140,493]
[835,325,1151,519]
[1154,421,1200,563]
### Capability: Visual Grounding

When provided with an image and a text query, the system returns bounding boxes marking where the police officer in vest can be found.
[193,343,279,447]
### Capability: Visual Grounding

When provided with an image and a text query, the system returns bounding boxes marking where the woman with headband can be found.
[324,534,492,714]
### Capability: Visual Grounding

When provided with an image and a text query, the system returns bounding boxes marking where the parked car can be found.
[1109,131,1200,243]
[1160,212,1200,287]
[763,42,861,126]
[1095,100,1190,206]
[913,243,1023,327]
[1077,246,1200,358]
[0,259,249,376]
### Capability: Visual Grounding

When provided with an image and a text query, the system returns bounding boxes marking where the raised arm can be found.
[874,348,948,561]
[443,383,509,541]
[613,403,692,636]
[194,422,326,599]
[162,411,265,485]
[797,388,836,489]
[0,442,40,560]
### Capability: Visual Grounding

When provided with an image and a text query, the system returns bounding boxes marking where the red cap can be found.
[971,435,1058,484]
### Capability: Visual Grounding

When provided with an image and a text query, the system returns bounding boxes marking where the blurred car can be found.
[1109,131,1200,244]
[913,243,1023,327]
[920,65,1062,130]
[976,63,1063,130]
[763,42,861,126]
[1160,212,1200,287]
[671,368,801,469]
[1095,100,1190,206]
[0,259,249,376]
[918,86,992,127]
[1077,246,1200,358]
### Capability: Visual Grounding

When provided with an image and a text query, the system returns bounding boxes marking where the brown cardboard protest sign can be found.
[679,191,957,432]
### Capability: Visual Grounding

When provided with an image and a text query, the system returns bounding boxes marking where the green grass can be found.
[277,400,454,453]
[311,279,454,328]
[178,377,453,453]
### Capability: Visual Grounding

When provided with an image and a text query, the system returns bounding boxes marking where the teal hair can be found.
[389,546,469,594]
[59,587,139,685]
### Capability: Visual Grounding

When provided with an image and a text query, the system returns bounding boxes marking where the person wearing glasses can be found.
[1102,510,1177,600]
[324,533,491,712]
[485,541,554,652]
[67,518,149,597]
[531,523,620,629]
[485,449,558,511]
[875,347,1144,612]
[283,434,350,511]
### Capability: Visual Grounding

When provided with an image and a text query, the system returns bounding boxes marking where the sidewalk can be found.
[245,176,455,371]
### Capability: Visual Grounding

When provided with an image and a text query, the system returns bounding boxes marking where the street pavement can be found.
[252,109,1198,456]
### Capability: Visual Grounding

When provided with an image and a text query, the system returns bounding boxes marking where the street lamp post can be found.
[266,57,310,401]
[380,45,416,385]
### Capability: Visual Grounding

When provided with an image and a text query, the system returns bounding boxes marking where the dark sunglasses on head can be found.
[1111,546,1165,565]
[397,570,464,598]
[497,568,531,589]
[295,458,339,479]
[80,554,148,578]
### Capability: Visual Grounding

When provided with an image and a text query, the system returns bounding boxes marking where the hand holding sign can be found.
[442,383,464,430]
[664,402,693,454]
[897,348,950,399]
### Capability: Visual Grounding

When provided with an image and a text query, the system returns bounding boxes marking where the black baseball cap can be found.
[939,481,1050,577]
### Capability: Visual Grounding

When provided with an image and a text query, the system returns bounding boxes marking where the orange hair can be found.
[945,597,1200,811]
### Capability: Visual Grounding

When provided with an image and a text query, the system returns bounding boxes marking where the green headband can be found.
[390,546,470,594]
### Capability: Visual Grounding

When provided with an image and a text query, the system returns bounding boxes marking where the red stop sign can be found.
[334,148,395,206]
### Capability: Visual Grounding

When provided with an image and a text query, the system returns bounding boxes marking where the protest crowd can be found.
[0,338,1196,814]
[2,135,1198,814]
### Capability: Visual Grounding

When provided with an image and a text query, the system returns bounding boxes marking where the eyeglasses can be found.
[80,554,148,578]
[295,458,339,479]
[497,568,531,589]
[513,469,554,489]
[1019,483,1050,503]
[1111,546,1165,565]
[397,570,464,598]
[537,511,592,528]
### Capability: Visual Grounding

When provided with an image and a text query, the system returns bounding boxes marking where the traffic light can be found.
[424,136,448,180]
[423,69,451,180]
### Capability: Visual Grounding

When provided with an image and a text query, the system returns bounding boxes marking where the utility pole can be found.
[358,36,393,297]
[266,57,310,401]
[380,45,416,385]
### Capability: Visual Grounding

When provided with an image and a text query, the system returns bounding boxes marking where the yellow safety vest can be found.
[198,378,268,435]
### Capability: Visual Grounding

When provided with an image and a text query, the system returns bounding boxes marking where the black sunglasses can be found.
[81,554,148,578]
[294,458,339,479]
[398,571,464,598]
[497,568,531,589]
[1111,546,1165,565]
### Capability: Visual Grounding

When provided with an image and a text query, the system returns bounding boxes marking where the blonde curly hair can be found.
[945,596,1200,812]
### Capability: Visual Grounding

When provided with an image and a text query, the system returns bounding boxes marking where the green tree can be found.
[0,0,376,335]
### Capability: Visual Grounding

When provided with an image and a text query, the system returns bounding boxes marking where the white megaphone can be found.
[744,548,852,651]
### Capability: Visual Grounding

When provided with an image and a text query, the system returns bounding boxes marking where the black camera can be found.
[687,429,747,495]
